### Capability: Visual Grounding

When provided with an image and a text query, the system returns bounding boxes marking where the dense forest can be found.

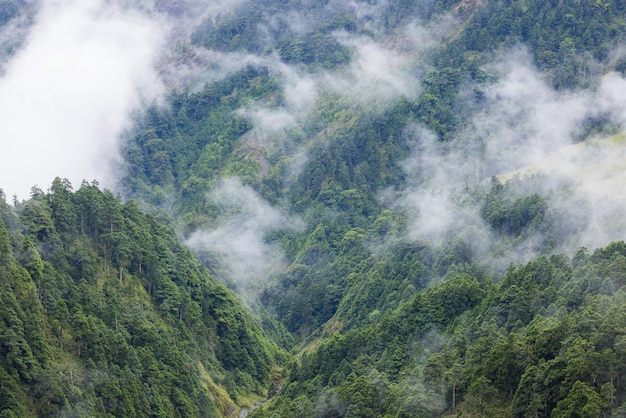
[3,0,626,416]
[0,181,286,417]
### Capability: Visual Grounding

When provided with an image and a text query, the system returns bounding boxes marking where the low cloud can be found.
[0,2,35,75]
[185,178,304,292]
[237,106,298,135]
[157,3,458,194]
[465,50,594,177]
[396,48,626,266]
[391,126,491,254]
[599,71,626,125]
[235,57,318,136]
[332,32,420,104]
[0,0,166,199]
[324,11,453,107]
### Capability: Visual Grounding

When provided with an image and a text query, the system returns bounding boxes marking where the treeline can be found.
[0,179,284,417]
[254,243,626,417]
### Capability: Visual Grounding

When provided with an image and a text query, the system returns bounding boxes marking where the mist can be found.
[0,0,168,200]
[185,178,303,297]
[0,1,36,75]
[397,48,626,268]
[6,0,624,276]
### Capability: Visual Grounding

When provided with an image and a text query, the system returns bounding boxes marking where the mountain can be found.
[2,0,626,416]
[0,180,286,417]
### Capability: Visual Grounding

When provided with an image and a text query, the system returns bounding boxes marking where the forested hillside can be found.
[0,180,285,417]
[258,245,626,416]
[3,0,626,416]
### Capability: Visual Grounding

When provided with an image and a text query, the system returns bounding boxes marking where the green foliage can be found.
[29,0,626,416]
[0,180,284,417]
[481,177,548,237]
[122,65,277,216]
[0,217,12,264]
[189,0,446,62]
[260,243,626,416]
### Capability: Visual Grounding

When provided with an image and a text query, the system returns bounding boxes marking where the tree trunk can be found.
[452,381,456,414]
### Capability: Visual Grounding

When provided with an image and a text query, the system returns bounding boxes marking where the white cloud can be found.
[599,71,626,125]
[397,49,626,266]
[0,0,166,199]
[185,177,304,289]
[323,31,423,106]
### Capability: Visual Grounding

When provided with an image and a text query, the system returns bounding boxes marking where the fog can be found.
[185,178,303,296]
[0,0,166,200]
[0,0,257,201]
[397,48,626,267]
[5,0,626,279]
[176,2,459,293]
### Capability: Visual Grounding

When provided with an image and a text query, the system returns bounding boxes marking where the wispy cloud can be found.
[185,178,304,293]
[328,31,422,104]
[396,48,626,265]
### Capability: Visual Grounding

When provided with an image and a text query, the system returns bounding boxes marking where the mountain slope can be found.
[114,1,626,416]
[257,245,626,416]
[4,0,626,416]
[120,0,626,338]
[0,179,285,417]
